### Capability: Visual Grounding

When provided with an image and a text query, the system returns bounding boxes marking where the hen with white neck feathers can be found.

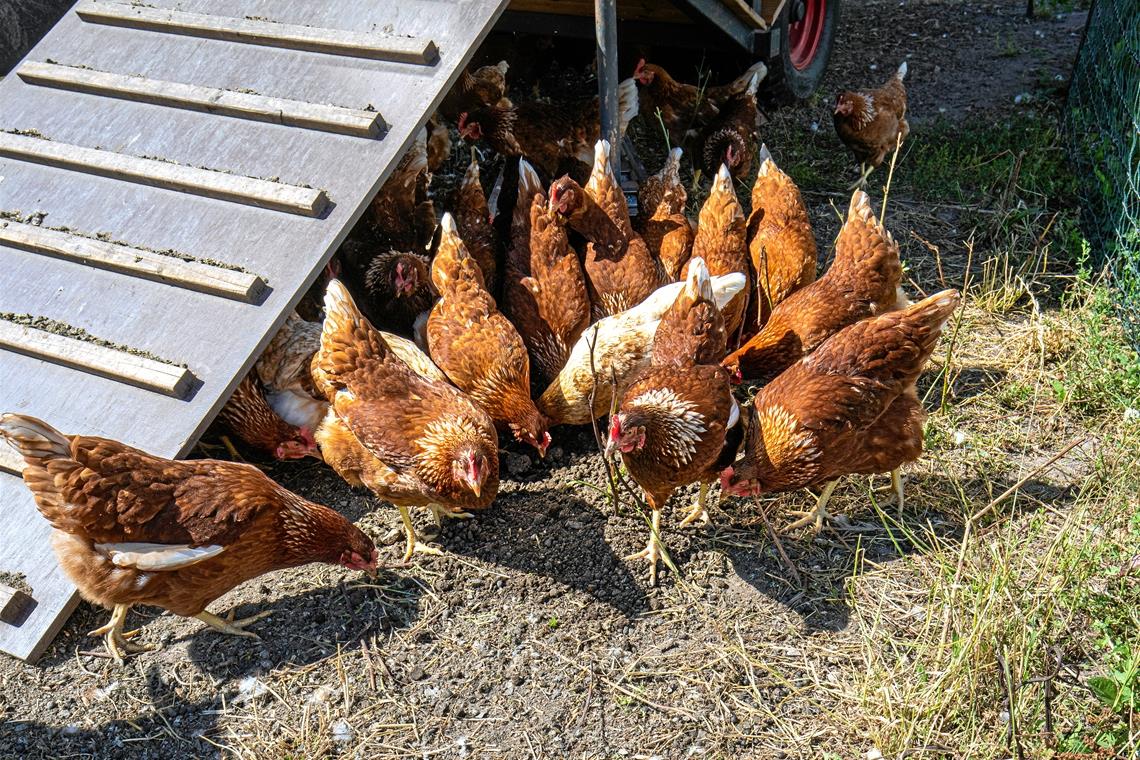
[606,259,743,585]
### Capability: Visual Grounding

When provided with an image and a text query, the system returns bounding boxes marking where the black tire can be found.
[764,0,841,105]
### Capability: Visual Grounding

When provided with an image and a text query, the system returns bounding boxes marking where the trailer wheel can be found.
[764,0,840,104]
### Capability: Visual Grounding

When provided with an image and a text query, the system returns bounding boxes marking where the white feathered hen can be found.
[537,260,746,426]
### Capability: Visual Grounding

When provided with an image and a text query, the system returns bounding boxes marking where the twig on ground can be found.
[586,325,620,514]
[754,496,803,588]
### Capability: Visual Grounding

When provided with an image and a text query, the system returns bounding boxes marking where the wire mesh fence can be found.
[1064,0,1140,346]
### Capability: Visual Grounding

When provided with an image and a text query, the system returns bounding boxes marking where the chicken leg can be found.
[783,480,840,534]
[873,468,906,512]
[397,505,444,563]
[194,609,272,638]
[625,509,663,586]
[88,604,149,662]
[848,163,873,191]
[678,482,711,528]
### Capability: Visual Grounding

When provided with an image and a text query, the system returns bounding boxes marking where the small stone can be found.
[408,665,426,681]
[507,453,532,476]
[331,719,354,744]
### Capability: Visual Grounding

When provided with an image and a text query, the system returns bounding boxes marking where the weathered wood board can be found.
[0,0,510,662]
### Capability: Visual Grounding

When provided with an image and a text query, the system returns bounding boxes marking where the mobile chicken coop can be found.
[504,0,840,102]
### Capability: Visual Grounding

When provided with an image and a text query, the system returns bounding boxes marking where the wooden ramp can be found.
[0,0,509,662]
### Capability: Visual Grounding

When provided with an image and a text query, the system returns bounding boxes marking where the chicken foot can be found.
[194,609,272,638]
[88,604,150,662]
[625,510,663,586]
[848,163,873,191]
[678,482,711,528]
[871,469,906,513]
[428,503,475,528]
[397,505,444,563]
[783,480,840,534]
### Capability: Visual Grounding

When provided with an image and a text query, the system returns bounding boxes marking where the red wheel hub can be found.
[788,0,826,71]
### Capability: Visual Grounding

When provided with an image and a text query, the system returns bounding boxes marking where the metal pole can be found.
[595,0,620,168]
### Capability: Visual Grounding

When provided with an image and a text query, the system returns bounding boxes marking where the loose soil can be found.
[0,2,1094,758]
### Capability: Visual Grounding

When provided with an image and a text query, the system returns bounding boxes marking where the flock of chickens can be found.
[0,54,956,660]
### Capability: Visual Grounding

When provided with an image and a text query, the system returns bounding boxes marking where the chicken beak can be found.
[470,480,482,498]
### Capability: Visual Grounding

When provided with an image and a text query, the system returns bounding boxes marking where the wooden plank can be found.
[0,442,25,476]
[0,0,511,664]
[0,219,267,302]
[0,321,194,398]
[0,585,34,626]
[17,61,385,138]
[0,476,80,662]
[75,1,439,64]
[726,0,767,29]
[0,132,328,216]
[508,0,691,22]
[759,0,787,25]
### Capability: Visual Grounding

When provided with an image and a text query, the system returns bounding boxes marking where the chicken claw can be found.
[678,482,711,528]
[195,609,272,639]
[847,163,873,191]
[624,510,663,586]
[783,480,840,535]
[397,505,445,562]
[88,604,150,663]
[871,469,906,513]
[428,503,475,527]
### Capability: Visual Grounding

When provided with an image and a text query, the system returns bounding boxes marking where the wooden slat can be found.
[725,0,767,29]
[0,321,194,398]
[759,0,786,25]
[17,61,384,138]
[0,220,267,302]
[0,0,511,665]
[0,443,24,476]
[0,132,328,216]
[508,0,691,22]
[75,1,439,64]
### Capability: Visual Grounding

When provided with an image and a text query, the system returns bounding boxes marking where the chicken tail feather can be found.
[0,413,71,467]
[315,280,393,395]
[896,60,908,81]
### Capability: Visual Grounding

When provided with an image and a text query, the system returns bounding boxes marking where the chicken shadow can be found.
[704,466,1083,634]
[2,668,225,758]
[437,485,652,618]
[180,570,422,679]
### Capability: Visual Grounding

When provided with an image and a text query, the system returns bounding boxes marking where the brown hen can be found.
[427,214,550,457]
[458,80,638,180]
[453,152,500,293]
[438,61,510,122]
[606,259,741,584]
[834,61,910,188]
[700,70,763,179]
[638,147,694,283]
[633,59,766,149]
[723,190,906,383]
[361,131,437,253]
[502,184,591,387]
[746,145,818,328]
[314,280,499,561]
[722,289,960,532]
[216,374,318,461]
[685,165,751,341]
[0,414,377,661]
[553,140,661,320]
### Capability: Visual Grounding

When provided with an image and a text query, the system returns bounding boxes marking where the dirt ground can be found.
[0,2,1101,758]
